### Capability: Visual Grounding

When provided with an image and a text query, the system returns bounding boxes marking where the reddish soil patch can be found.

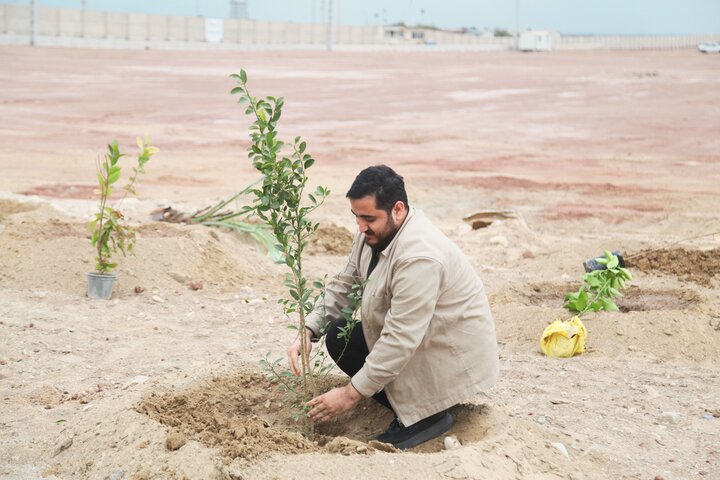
[21,184,96,199]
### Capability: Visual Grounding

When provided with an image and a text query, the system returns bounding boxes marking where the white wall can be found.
[1,4,717,51]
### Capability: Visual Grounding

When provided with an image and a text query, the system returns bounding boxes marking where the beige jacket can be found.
[306,208,499,425]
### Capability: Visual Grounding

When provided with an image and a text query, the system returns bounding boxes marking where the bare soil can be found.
[627,248,720,286]
[1,46,719,480]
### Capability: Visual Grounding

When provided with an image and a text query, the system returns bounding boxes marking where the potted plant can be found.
[88,138,157,299]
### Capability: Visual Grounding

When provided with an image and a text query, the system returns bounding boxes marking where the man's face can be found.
[350,195,399,249]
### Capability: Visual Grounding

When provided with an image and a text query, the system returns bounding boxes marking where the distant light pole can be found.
[81,0,86,38]
[326,0,333,51]
[30,0,37,46]
[515,0,520,49]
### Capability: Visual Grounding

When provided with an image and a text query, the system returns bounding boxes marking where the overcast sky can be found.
[11,0,720,34]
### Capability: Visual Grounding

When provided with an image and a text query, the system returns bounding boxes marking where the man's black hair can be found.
[346,165,409,213]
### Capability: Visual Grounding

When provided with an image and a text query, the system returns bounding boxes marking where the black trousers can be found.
[325,319,394,413]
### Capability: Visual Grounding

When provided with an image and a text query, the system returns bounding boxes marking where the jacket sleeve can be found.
[351,256,443,397]
[305,233,362,338]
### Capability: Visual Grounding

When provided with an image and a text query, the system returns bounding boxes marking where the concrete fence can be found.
[0,4,717,51]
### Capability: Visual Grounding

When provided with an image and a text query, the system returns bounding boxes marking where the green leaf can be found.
[107,166,122,185]
[606,253,619,269]
[602,298,619,311]
[240,69,247,84]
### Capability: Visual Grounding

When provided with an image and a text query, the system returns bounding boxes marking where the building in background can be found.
[518,30,556,51]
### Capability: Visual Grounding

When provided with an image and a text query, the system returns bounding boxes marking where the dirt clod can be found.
[165,432,187,451]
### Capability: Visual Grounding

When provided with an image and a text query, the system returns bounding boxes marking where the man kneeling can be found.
[287,165,499,449]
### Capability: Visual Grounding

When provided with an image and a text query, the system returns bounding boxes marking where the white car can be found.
[698,42,720,53]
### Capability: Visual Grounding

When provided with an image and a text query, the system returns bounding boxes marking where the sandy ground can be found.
[1,46,719,480]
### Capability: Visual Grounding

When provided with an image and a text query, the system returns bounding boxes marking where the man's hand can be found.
[306,383,363,423]
[287,328,314,376]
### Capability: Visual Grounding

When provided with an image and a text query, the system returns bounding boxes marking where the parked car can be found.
[698,42,720,53]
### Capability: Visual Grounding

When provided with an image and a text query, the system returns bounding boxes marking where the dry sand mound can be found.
[308,224,354,256]
[627,248,720,286]
[0,214,284,296]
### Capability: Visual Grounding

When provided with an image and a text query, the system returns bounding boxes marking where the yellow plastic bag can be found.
[539,316,587,358]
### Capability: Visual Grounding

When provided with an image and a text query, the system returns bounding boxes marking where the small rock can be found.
[444,435,461,450]
[537,415,547,424]
[489,235,509,247]
[134,286,145,294]
[248,298,263,306]
[166,432,187,451]
[53,437,73,456]
[356,445,368,454]
[110,469,126,480]
[552,442,569,458]
[151,295,165,304]
[189,280,203,291]
[128,375,149,385]
[225,465,245,480]
[111,299,119,306]
[660,411,680,424]
[654,476,665,480]
[367,440,397,453]
[170,272,189,284]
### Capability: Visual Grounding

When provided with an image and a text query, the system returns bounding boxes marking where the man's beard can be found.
[366,215,400,252]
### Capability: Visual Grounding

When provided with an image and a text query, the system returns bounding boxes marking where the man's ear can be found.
[392,200,406,221]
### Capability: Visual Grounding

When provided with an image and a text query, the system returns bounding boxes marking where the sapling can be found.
[90,138,157,274]
[564,250,632,316]
[231,69,330,436]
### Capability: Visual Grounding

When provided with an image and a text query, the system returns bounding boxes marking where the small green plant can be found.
[564,251,632,315]
[231,69,330,436]
[89,138,157,274]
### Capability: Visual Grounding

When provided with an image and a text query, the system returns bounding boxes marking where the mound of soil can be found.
[0,219,283,295]
[137,371,493,460]
[0,198,38,220]
[627,248,720,286]
[308,224,354,256]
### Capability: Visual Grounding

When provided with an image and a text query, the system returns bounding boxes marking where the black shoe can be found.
[375,410,454,449]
